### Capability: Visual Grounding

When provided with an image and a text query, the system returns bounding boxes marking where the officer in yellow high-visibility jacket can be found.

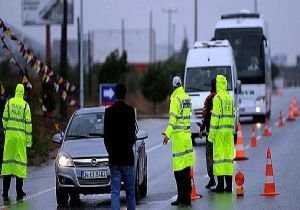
[163,76,194,206]
[1,84,32,200]
[208,75,235,193]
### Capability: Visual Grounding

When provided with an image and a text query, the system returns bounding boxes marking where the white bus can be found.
[214,11,272,122]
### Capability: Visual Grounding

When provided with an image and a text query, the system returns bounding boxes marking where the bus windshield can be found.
[215,28,265,84]
[185,66,233,92]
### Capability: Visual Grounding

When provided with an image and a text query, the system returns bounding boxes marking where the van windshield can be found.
[185,66,233,92]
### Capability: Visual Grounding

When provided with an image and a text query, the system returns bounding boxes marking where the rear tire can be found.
[191,133,198,146]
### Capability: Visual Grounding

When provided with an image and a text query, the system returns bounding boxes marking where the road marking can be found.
[146,143,163,153]
[0,187,55,209]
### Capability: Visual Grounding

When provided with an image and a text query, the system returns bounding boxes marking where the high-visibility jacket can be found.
[208,75,235,176]
[2,84,32,178]
[164,86,194,171]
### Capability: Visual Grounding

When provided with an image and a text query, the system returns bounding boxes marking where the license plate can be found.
[81,170,107,179]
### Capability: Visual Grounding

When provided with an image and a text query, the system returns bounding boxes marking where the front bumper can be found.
[56,165,113,195]
[239,102,266,117]
[190,118,201,135]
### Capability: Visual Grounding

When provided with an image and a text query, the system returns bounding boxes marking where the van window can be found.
[185,66,233,92]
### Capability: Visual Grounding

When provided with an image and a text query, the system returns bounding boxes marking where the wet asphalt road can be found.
[1,88,300,210]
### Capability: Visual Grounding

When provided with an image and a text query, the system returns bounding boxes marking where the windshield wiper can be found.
[66,135,88,139]
[186,87,203,92]
[88,133,104,137]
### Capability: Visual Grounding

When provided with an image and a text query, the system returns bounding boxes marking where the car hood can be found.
[61,138,108,158]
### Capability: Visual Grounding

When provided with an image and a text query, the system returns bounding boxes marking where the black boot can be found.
[205,177,216,189]
[211,176,224,193]
[171,199,180,206]
[225,175,232,192]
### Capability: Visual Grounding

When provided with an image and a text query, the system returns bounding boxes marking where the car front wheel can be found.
[56,186,69,207]
[140,158,147,197]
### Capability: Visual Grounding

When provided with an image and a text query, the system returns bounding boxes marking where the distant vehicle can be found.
[214,10,272,122]
[184,40,241,144]
[53,107,148,206]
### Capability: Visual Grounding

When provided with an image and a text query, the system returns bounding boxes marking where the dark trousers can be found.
[2,175,23,196]
[205,138,214,180]
[174,166,191,204]
[216,175,232,190]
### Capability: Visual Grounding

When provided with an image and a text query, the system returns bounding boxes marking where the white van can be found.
[183,40,240,144]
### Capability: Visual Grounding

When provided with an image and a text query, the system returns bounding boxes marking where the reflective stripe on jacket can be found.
[2,84,32,178]
[164,86,194,171]
[208,75,235,176]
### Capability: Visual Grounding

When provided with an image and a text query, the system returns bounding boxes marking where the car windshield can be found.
[66,112,104,140]
[185,66,233,92]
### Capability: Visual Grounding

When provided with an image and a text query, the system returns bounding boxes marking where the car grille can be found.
[194,108,203,118]
[78,178,110,186]
[73,158,109,168]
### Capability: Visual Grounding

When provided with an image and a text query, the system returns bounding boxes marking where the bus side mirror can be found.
[262,35,268,48]
[235,80,241,94]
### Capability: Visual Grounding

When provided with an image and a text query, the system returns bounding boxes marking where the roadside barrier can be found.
[234,123,248,160]
[261,147,279,196]
[235,171,244,196]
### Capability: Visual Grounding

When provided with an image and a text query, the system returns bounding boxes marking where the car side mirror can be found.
[52,133,63,144]
[235,80,242,94]
[136,130,148,140]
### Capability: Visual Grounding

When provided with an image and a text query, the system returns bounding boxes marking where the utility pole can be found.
[88,31,92,95]
[77,17,80,89]
[45,25,51,65]
[79,0,84,108]
[149,11,153,63]
[194,0,198,43]
[162,8,177,58]
[172,24,176,56]
[60,0,68,120]
[121,19,125,52]
[254,0,258,13]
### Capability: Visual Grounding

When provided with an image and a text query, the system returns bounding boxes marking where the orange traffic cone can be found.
[190,167,202,200]
[234,123,248,160]
[263,118,271,137]
[279,86,284,96]
[278,110,284,127]
[293,97,299,116]
[287,100,295,121]
[261,147,279,196]
[250,125,257,147]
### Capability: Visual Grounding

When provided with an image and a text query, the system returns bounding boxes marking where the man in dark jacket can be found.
[104,83,136,210]
[200,79,216,189]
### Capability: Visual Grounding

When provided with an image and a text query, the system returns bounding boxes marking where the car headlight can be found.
[58,153,74,167]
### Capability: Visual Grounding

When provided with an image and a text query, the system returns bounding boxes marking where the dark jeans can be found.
[206,138,214,180]
[2,175,23,196]
[110,165,135,210]
[216,175,232,190]
[174,166,191,205]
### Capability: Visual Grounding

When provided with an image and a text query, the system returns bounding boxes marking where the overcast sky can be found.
[1,0,300,65]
